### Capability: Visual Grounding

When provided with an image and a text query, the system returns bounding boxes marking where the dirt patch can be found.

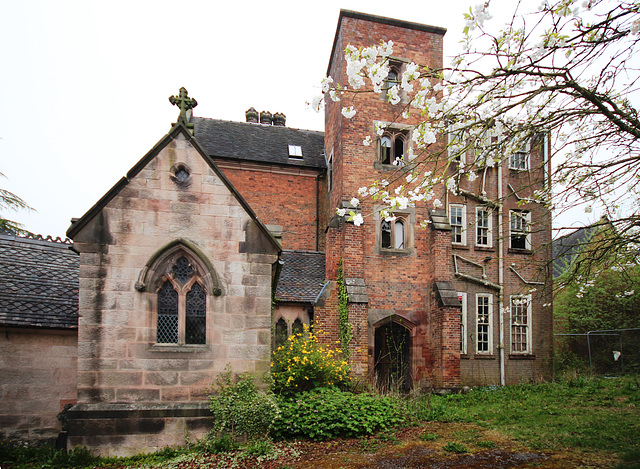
[90,423,619,468]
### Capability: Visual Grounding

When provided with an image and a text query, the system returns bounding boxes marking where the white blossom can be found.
[341,106,356,119]
[336,208,347,217]
[433,198,443,209]
[321,76,334,93]
[352,213,364,226]
[363,136,372,146]
[358,186,368,197]
[350,197,360,207]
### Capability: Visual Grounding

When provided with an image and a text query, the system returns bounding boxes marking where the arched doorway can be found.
[374,321,411,392]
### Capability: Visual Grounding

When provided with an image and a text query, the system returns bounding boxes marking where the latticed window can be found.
[476,294,492,353]
[156,256,207,345]
[511,296,531,353]
[157,281,179,344]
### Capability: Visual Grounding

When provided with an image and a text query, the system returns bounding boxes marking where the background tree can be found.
[0,172,32,234]
[317,0,640,280]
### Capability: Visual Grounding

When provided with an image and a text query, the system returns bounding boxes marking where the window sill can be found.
[473,354,496,360]
[379,248,413,257]
[373,161,407,171]
[148,344,210,353]
[460,353,470,360]
[508,248,532,255]
[452,244,469,250]
[509,353,536,360]
[474,246,495,252]
[509,168,530,173]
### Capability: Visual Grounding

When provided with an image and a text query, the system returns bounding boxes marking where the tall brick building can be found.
[0,10,552,455]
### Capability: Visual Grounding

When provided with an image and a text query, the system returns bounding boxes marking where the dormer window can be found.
[288,145,303,159]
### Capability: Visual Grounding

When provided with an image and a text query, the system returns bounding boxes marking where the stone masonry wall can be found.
[68,131,277,455]
[0,328,77,443]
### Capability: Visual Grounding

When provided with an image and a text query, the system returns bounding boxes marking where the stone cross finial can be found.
[169,87,198,124]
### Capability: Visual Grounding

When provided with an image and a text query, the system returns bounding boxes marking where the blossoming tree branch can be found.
[311,0,640,278]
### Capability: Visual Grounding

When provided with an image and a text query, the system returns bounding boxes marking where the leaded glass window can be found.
[156,255,208,346]
[186,283,206,344]
[158,281,178,343]
[173,256,194,284]
[275,318,288,346]
[292,318,304,336]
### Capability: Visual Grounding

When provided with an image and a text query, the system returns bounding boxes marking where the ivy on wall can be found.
[337,259,352,359]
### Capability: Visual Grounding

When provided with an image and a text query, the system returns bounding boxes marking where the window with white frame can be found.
[450,204,466,245]
[458,292,467,354]
[381,216,406,250]
[511,295,532,353]
[510,210,531,250]
[509,140,530,170]
[476,207,492,247]
[476,293,493,353]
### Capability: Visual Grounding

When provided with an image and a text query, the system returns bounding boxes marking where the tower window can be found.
[378,131,407,166]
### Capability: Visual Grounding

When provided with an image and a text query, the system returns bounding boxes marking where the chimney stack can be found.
[245,107,259,123]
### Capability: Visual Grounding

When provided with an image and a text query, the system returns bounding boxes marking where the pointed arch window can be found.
[156,256,207,345]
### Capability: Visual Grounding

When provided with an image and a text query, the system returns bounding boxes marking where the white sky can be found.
[0,0,595,238]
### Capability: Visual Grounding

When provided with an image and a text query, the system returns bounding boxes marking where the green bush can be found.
[271,328,350,395]
[271,387,406,440]
[209,370,280,440]
[0,442,95,469]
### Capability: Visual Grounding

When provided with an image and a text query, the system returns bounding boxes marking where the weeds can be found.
[443,442,468,454]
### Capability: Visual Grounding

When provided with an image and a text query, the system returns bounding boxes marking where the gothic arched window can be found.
[156,256,207,345]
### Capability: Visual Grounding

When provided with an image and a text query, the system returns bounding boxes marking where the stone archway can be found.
[374,321,411,392]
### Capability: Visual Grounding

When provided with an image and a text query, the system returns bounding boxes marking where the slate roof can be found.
[0,233,79,329]
[275,250,326,303]
[552,225,599,278]
[192,117,326,169]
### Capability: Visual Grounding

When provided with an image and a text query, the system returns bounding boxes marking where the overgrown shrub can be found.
[271,328,350,395]
[271,387,406,440]
[0,442,95,469]
[209,370,280,440]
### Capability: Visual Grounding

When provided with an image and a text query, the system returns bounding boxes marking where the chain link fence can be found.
[555,328,640,375]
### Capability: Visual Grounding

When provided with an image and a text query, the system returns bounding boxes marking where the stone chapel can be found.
[0,10,553,456]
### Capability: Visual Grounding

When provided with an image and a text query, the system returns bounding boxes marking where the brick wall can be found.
[215,160,326,252]
[321,12,551,388]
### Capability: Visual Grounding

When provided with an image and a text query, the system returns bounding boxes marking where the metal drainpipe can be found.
[498,164,506,386]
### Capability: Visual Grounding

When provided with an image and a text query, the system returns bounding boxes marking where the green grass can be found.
[422,375,640,457]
